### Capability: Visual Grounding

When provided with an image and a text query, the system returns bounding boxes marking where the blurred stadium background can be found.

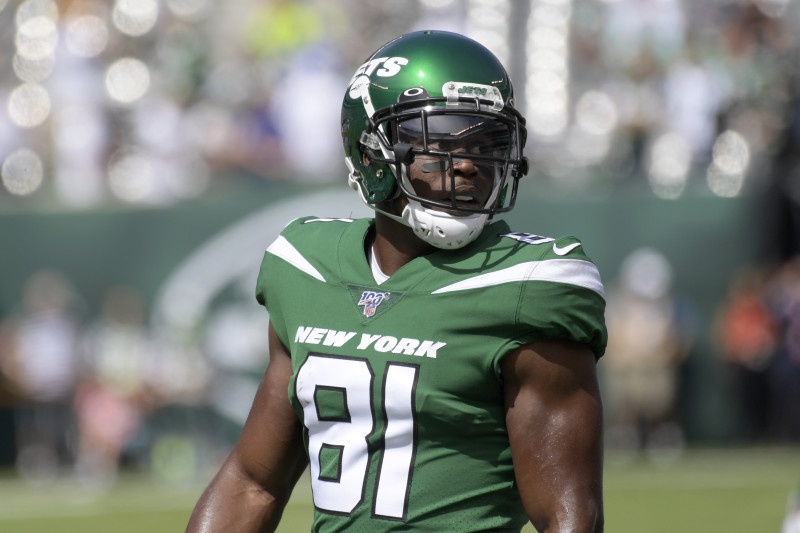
[1,0,800,531]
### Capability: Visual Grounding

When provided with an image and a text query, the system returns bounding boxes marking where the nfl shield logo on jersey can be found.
[358,290,390,317]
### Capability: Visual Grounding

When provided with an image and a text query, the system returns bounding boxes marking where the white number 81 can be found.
[295,354,419,521]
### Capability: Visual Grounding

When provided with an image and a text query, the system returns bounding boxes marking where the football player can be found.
[187,30,607,532]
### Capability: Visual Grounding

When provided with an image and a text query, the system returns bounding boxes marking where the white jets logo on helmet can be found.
[347,56,409,99]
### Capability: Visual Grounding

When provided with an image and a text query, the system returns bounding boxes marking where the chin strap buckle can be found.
[392,143,415,166]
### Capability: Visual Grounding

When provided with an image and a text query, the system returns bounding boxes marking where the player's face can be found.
[406,138,493,213]
[396,117,512,214]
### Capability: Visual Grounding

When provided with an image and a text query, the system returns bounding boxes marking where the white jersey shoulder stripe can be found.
[431,259,605,298]
[266,235,326,282]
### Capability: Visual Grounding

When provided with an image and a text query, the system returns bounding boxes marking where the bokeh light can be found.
[707,130,750,198]
[15,0,58,26]
[105,58,151,104]
[12,52,55,83]
[165,0,212,22]
[525,0,571,139]
[647,132,691,200]
[1,148,44,196]
[707,163,746,199]
[107,147,155,202]
[465,0,511,69]
[65,14,109,58]
[527,48,568,77]
[419,0,455,7]
[575,90,618,136]
[15,15,58,61]
[531,2,567,28]
[8,83,52,128]
[112,0,159,37]
[711,130,750,176]
[566,125,611,166]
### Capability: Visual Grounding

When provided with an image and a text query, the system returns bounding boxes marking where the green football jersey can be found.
[255,216,607,532]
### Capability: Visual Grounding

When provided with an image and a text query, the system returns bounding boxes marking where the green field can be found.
[0,447,798,532]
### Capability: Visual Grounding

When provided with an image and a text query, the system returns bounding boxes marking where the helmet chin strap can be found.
[401,199,488,249]
[355,187,487,250]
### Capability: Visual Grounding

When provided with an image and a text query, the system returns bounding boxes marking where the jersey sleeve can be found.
[254,216,360,348]
[255,245,288,346]
[254,217,309,347]
[514,237,608,359]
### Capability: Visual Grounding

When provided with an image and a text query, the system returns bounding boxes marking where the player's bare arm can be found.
[502,339,604,533]
[186,323,308,533]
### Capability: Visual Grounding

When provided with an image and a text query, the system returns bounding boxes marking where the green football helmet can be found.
[341,30,528,249]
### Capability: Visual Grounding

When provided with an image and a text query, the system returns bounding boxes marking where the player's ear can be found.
[362,151,371,166]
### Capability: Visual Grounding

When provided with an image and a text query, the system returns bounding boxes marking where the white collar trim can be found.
[368,245,390,285]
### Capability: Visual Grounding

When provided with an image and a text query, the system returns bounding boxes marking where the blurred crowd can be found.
[0,270,225,488]
[1,0,800,495]
[603,246,800,462]
[602,247,696,462]
[715,259,800,444]
[0,0,799,207]
[0,0,423,208]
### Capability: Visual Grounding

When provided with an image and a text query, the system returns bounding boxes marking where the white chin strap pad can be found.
[402,200,488,249]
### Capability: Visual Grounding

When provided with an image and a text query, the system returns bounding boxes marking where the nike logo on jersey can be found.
[553,242,582,256]
[500,232,582,256]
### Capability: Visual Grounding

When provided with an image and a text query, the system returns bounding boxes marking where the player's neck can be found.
[372,213,436,276]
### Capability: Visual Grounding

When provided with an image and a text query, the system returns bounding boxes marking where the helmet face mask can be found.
[341,30,528,248]
[373,97,524,215]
